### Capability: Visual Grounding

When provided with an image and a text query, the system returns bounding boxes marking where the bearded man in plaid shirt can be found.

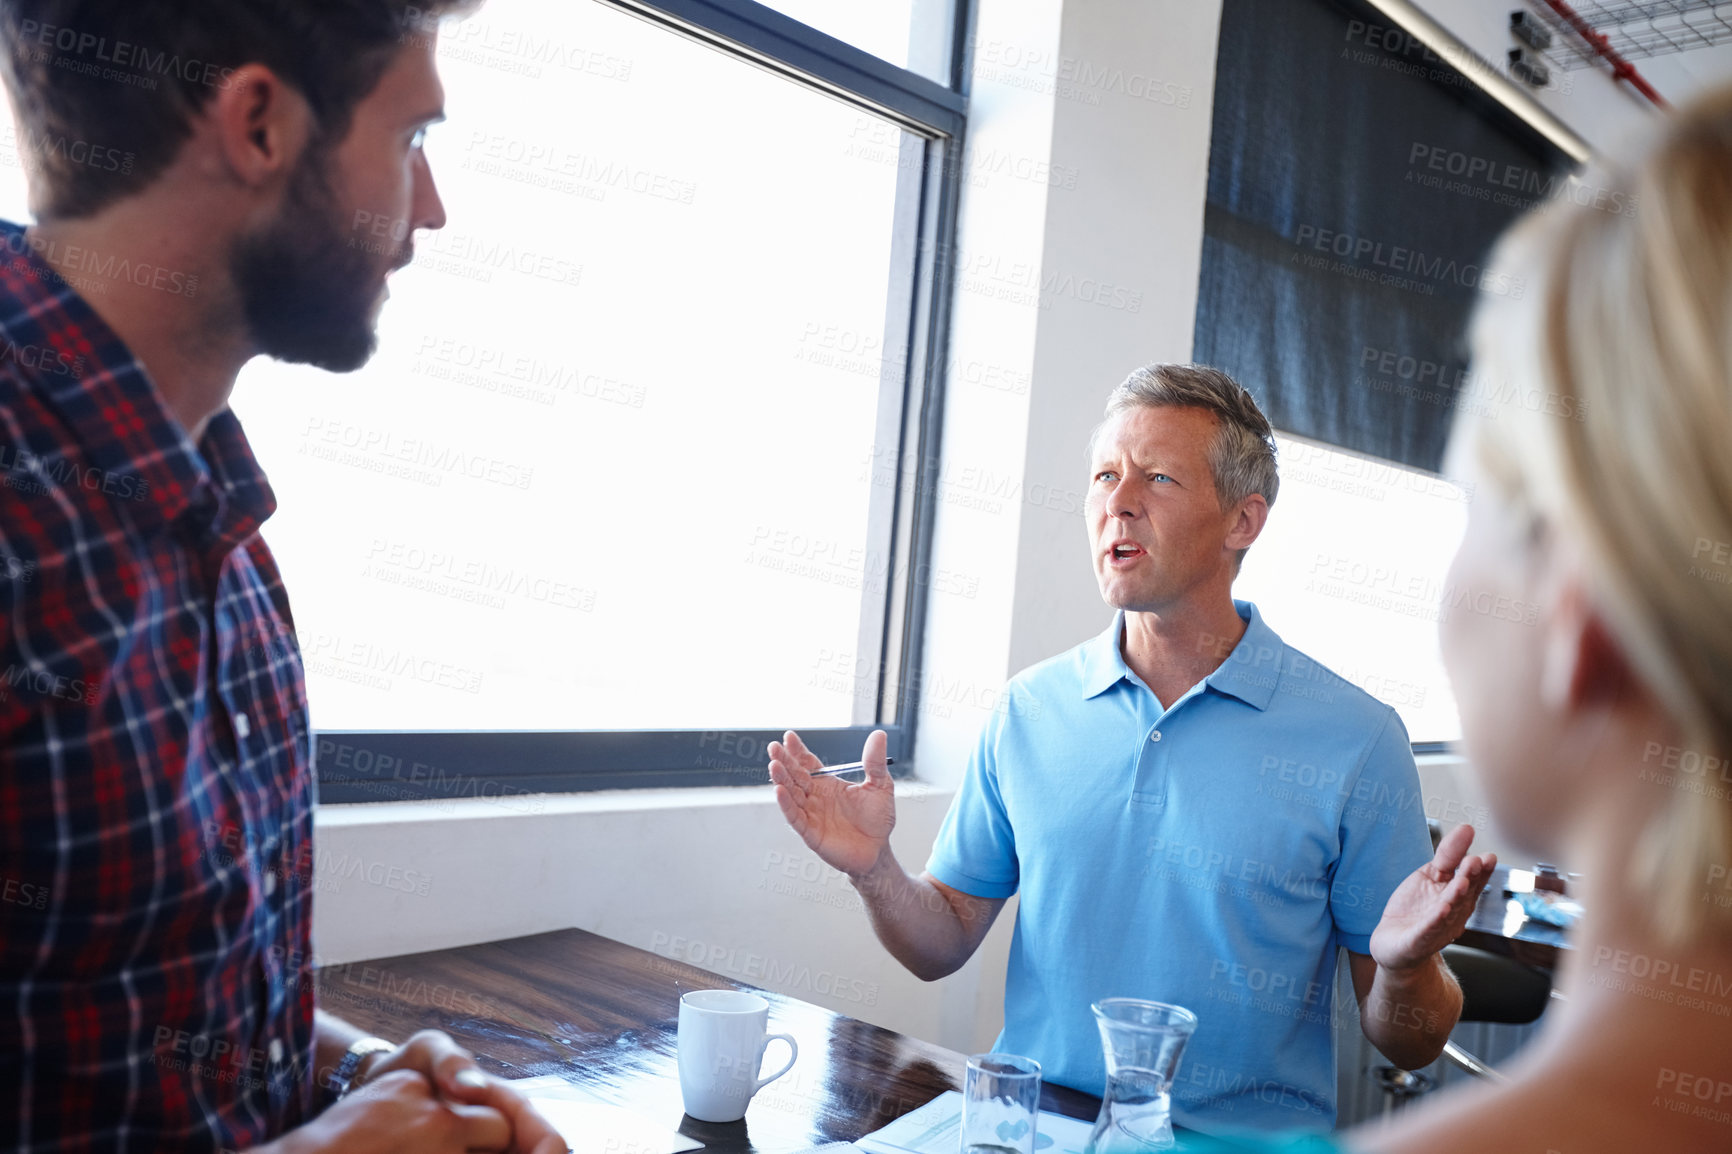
[0,2,561,1150]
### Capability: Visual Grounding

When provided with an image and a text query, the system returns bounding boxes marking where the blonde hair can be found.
[1461,85,1732,941]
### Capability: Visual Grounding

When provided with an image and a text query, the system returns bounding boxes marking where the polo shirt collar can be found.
[1080,612,1133,699]
[1079,599,1283,712]
[0,220,275,547]
[1202,599,1281,711]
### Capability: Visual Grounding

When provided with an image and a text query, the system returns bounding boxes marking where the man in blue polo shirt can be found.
[768,363,1495,1135]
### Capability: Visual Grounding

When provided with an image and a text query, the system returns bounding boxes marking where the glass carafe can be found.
[1085,999,1198,1153]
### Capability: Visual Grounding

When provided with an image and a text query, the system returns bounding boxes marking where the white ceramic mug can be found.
[676,990,798,1122]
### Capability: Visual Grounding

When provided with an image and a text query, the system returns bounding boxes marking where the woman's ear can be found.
[1539,575,1638,714]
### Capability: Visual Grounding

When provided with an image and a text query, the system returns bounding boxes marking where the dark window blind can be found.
[1194,0,1573,472]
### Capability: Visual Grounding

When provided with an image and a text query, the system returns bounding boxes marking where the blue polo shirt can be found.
[926,601,1430,1135]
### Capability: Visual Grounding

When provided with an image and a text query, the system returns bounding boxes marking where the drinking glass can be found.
[962,1052,1042,1154]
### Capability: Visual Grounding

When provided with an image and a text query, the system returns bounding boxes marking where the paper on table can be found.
[857,1090,1095,1154]
[507,1075,704,1154]
[530,1100,706,1154]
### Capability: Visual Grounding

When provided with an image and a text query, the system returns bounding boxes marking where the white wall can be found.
[314,0,1732,1061]
[1414,0,1732,153]
[1005,0,1227,675]
[1415,0,1656,151]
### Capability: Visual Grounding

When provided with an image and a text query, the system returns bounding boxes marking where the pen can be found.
[810,757,895,777]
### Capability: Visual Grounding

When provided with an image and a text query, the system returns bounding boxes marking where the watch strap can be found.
[327,1036,395,1098]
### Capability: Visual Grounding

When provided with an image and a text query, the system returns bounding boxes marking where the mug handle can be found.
[754,1033,798,1094]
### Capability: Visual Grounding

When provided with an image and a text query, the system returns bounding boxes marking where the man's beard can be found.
[230,143,407,373]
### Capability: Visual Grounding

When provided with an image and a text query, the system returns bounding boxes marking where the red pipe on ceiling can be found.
[1537,0,1670,107]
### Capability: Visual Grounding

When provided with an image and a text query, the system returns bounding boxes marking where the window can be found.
[1235,435,1467,745]
[752,0,960,84]
[0,0,969,798]
[244,0,908,735]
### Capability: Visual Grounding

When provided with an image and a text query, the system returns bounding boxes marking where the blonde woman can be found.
[1188,82,1732,1154]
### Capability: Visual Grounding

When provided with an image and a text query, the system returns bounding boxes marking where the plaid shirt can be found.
[0,220,317,1150]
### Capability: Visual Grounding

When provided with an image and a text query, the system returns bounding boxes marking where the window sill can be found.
[314,779,947,828]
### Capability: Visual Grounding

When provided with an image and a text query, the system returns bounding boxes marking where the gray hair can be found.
[1092,364,1280,568]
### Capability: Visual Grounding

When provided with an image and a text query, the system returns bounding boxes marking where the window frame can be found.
[314,0,973,803]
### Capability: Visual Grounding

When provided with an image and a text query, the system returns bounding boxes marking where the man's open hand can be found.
[1370,823,1497,972]
[768,729,895,878]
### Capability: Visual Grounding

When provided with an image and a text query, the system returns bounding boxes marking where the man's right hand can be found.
[768,728,1005,981]
[269,1069,548,1153]
[768,729,895,878]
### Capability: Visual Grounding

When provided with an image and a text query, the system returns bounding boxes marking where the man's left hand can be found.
[358,1031,566,1154]
[1369,823,1497,973]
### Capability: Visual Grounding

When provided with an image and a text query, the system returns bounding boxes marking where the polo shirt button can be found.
[263,869,277,897]
[1150,730,1162,742]
[235,712,251,740]
[268,1038,284,1064]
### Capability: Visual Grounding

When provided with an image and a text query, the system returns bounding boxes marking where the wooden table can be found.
[316,928,1101,1152]
[1454,864,1571,971]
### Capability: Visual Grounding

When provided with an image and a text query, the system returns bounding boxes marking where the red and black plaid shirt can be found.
[0,219,317,1150]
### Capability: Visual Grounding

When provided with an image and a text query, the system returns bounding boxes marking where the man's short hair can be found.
[1095,363,1279,568]
[0,0,478,220]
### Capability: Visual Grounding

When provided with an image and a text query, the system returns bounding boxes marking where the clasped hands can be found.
[278,1029,567,1154]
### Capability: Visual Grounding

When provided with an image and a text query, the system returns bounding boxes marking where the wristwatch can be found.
[327,1036,396,1099]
